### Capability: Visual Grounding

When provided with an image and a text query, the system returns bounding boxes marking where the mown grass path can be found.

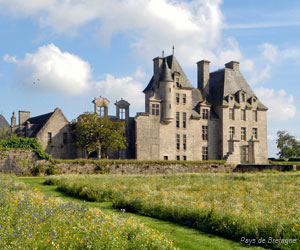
[20,177,264,250]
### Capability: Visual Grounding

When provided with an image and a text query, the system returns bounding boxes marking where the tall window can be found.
[241,109,246,121]
[63,133,67,144]
[229,109,235,120]
[182,94,186,104]
[119,108,126,119]
[176,93,180,104]
[183,112,186,128]
[151,104,159,115]
[176,155,180,161]
[241,127,246,141]
[229,127,235,139]
[183,155,187,161]
[183,134,187,150]
[252,110,258,122]
[176,112,180,128]
[202,125,208,140]
[176,78,180,87]
[98,106,105,117]
[241,93,245,102]
[176,134,180,150]
[202,146,208,160]
[252,128,258,139]
[48,132,52,144]
[202,109,209,119]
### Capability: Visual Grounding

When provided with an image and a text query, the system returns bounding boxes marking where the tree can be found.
[72,113,127,159]
[276,130,300,158]
[0,128,16,140]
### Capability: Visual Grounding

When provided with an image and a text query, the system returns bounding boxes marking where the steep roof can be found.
[143,55,194,92]
[0,115,9,129]
[209,68,267,110]
[159,59,173,82]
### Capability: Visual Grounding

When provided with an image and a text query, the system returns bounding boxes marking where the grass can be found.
[41,173,300,249]
[20,177,263,250]
[2,175,173,250]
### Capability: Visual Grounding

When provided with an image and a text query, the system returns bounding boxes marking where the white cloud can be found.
[267,134,278,157]
[249,65,271,85]
[260,43,278,63]
[3,44,145,109]
[4,44,91,95]
[255,87,296,121]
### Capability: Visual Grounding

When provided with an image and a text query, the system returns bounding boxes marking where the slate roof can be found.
[209,68,267,110]
[15,111,55,137]
[0,115,9,129]
[159,59,173,82]
[143,55,194,92]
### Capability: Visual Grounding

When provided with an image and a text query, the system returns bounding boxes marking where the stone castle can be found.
[9,54,268,164]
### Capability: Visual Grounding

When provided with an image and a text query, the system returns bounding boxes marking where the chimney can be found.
[19,111,30,126]
[153,56,164,81]
[197,60,210,97]
[225,61,239,71]
[11,112,16,127]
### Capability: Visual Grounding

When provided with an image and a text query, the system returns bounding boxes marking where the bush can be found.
[0,137,50,160]
[31,165,45,176]
[45,165,58,175]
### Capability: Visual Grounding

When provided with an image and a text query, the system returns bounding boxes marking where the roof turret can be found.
[159,59,173,82]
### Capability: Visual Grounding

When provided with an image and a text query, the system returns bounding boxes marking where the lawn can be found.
[43,172,300,249]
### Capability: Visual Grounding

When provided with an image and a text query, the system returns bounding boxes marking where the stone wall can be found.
[0,149,234,176]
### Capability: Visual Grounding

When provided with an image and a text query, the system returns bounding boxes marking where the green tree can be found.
[276,130,300,158]
[0,128,16,140]
[72,113,127,159]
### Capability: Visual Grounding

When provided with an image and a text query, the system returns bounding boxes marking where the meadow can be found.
[46,172,300,249]
[0,175,175,249]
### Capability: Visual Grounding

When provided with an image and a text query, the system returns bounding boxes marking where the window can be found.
[48,132,52,144]
[183,94,186,104]
[63,133,67,144]
[152,104,159,115]
[202,147,208,160]
[241,127,246,141]
[183,112,186,128]
[229,127,235,139]
[241,109,246,121]
[202,125,208,140]
[183,155,187,161]
[176,155,180,161]
[252,110,257,122]
[202,109,209,119]
[176,93,180,104]
[176,78,180,87]
[229,109,235,120]
[241,93,245,102]
[119,108,126,119]
[164,156,168,160]
[252,128,258,139]
[176,112,180,128]
[98,106,105,117]
[176,134,180,150]
[183,134,187,150]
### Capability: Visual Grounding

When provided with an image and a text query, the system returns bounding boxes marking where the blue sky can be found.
[0,0,299,157]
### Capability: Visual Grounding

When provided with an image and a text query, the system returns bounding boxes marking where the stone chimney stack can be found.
[153,56,164,82]
[18,111,30,126]
[225,61,239,71]
[11,112,16,127]
[197,60,210,98]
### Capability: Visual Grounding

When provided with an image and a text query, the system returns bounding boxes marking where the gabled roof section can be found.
[0,115,9,129]
[165,55,194,88]
[143,55,194,93]
[209,68,267,110]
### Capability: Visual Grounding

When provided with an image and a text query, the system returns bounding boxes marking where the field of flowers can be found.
[46,173,300,249]
[0,175,175,249]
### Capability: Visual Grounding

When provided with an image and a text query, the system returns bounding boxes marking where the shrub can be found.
[31,165,45,176]
[45,165,59,175]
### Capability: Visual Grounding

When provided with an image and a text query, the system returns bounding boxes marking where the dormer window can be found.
[176,78,180,87]
[151,104,159,116]
[241,93,245,102]
[202,109,209,119]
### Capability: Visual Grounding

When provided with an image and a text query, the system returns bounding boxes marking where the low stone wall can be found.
[233,164,299,172]
[0,149,234,176]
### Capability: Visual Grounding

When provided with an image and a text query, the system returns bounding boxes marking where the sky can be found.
[0,0,299,157]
